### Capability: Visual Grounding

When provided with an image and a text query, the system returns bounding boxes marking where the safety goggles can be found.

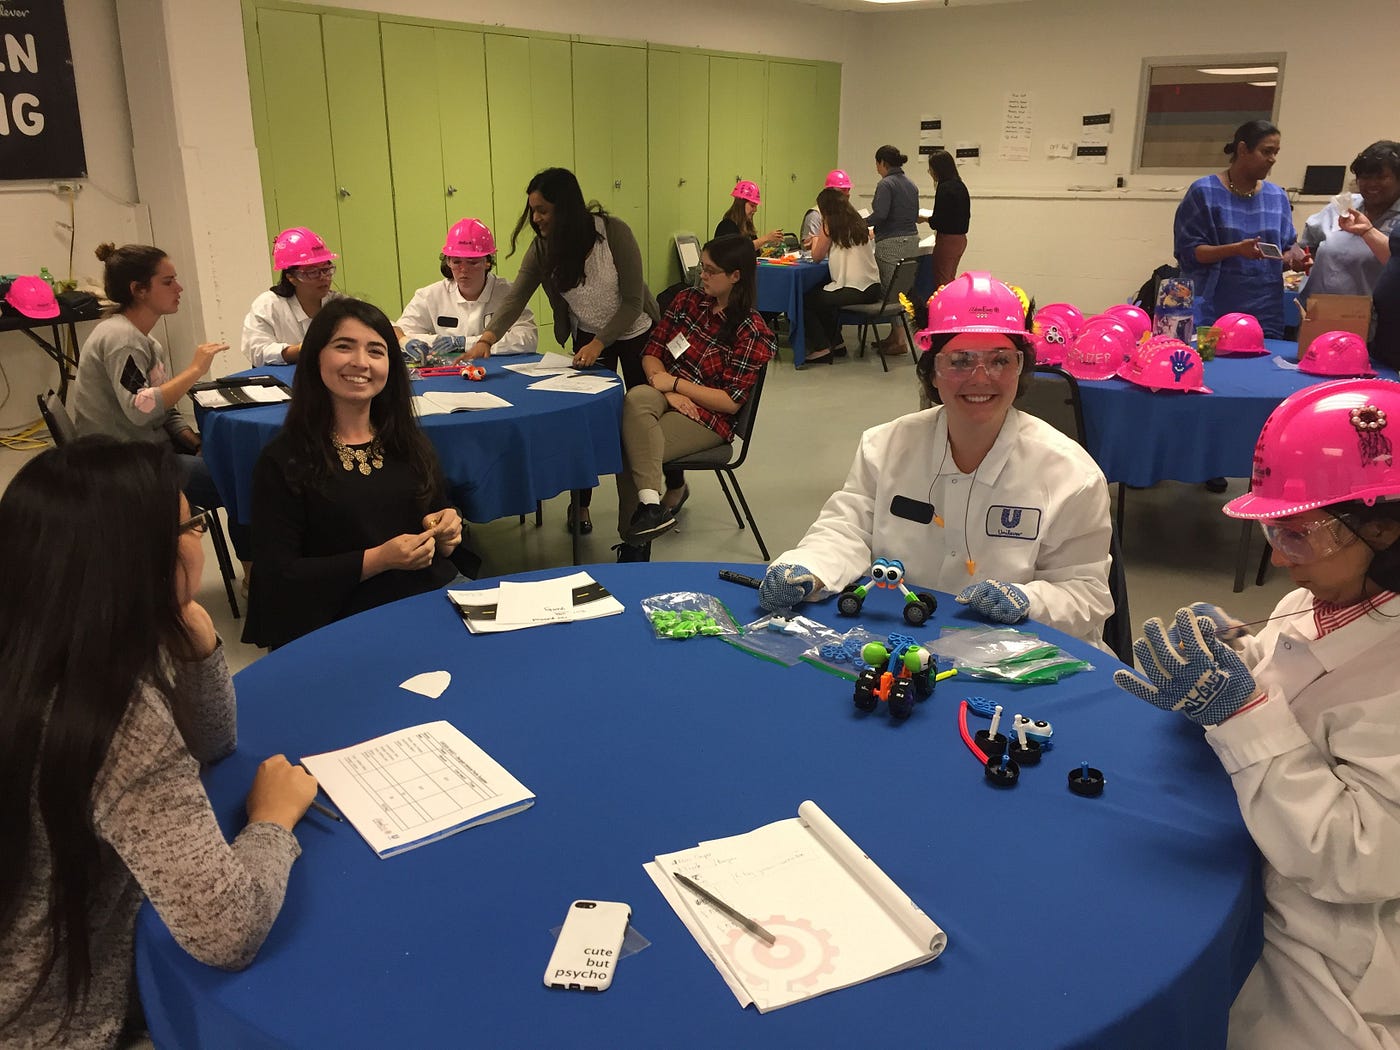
[1259,513,1360,564]
[293,264,336,280]
[934,348,1024,379]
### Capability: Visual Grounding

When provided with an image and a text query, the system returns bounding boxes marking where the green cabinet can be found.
[707,57,768,239]
[647,48,710,292]
[571,42,648,275]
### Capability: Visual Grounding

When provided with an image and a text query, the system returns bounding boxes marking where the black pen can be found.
[672,871,776,946]
[309,798,343,822]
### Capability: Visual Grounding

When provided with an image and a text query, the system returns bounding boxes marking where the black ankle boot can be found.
[613,541,651,563]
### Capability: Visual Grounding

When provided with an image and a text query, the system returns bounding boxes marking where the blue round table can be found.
[198,359,624,526]
[1078,340,1399,487]
[134,563,1261,1049]
[755,260,830,366]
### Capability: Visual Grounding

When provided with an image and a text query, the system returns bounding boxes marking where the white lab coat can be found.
[240,289,340,366]
[774,406,1113,648]
[1205,588,1400,1050]
[395,273,537,355]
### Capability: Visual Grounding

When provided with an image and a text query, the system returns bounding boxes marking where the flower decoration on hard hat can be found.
[1351,404,1392,467]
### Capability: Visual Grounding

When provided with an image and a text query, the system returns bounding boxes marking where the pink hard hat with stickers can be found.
[1035,303,1085,340]
[1063,326,1130,381]
[915,272,1027,348]
[1117,333,1180,380]
[731,180,762,204]
[1212,312,1269,356]
[1225,379,1400,519]
[1299,330,1375,378]
[442,218,496,258]
[1031,323,1071,366]
[1121,337,1211,394]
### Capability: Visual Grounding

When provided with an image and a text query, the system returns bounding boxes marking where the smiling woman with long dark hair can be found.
[0,437,316,1047]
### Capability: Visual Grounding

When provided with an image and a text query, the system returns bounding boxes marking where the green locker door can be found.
[485,34,573,343]
[434,29,494,259]
[765,62,819,238]
[382,22,448,310]
[571,42,648,275]
[321,14,400,312]
[648,48,709,291]
[251,7,339,264]
[810,62,841,182]
[708,57,767,238]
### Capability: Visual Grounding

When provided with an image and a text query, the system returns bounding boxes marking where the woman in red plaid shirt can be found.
[614,234,775,560]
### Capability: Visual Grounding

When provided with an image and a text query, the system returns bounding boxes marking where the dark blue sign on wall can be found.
[0,1,86,180]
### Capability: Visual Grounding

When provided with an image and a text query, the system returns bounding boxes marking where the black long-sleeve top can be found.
[927,179,971,236]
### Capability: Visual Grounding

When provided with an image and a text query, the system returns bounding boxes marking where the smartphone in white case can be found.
[543,900,631,992]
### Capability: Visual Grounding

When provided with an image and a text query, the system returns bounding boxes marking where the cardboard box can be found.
[1297,294,1372,355]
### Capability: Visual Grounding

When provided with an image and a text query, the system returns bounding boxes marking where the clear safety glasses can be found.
[1259,513,1360,564]
[933,348,1024,380]
[294,264,336,280]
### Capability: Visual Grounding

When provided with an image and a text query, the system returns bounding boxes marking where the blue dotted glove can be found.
[1169,602,1250,652]
[403,338,430,364]
[430,334,466,357]
[759,563,818,613]
[1113,608,1258,726]
[955,580,1030,624]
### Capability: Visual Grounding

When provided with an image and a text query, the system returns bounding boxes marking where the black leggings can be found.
[571,329,658,507]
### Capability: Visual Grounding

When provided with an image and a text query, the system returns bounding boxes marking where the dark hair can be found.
[0,438,188,1032]
[703,234,758,345]
[722,196,756,239]
[283,298,443,507]
[816,188,867,249]
[1327,499,1400,594]
[1224,120,1279,156]
[916,330,1037,406]
[270,270,296,298]
[508,167,605,294]
[438,253,495,280]
[928,149,960,183]
[94,242,166,309]
[876,145,908,168]
[1351,140,1400,181]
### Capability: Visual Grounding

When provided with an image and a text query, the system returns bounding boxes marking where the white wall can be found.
[836,0,1400,310]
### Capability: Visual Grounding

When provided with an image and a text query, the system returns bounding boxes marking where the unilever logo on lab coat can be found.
[986,505,1041,540]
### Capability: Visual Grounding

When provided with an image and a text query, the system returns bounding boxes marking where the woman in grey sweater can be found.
[0,438,318,1049]
[869,145,922,354]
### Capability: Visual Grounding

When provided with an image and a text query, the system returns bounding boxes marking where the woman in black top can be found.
[245,298,475,649]
[926,149,971,288]
[714,180,783,249]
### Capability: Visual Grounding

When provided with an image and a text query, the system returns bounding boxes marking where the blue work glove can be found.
[1169,602,1250,652]
[759,563,819,613]
[955,580,1030,624]
[1113,608,1258,726]
[403,338,430,364]
[430,334,467,358]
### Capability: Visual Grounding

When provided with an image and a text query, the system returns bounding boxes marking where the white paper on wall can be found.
[998,91,1032,161]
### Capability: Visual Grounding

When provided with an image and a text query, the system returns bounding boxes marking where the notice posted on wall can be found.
[998,91,1033,162]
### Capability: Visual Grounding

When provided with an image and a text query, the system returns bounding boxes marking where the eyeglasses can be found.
[933,348,1024,379]
[700,265,730,278]
[1259,514,1359,564]
[294,265,336,280]
[179,507,210,536]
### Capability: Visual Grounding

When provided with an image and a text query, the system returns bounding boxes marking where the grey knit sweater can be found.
[0,646,301,1049]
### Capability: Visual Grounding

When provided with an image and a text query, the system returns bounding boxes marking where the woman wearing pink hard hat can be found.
[1114,377,1400,1050]
[715,179,783,250]
[925,149,970,289]
[397,218,537,364]
[802,187,880,364]
[759,272,1113,648]
[800,169,853,249]
[240,226,341,366]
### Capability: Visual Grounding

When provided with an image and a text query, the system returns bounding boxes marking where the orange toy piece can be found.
[461,364,486,381]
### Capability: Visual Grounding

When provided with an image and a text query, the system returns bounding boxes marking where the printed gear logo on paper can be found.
[723,916,838,993]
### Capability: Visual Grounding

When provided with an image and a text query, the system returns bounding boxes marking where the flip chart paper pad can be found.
[645,800,944,1012]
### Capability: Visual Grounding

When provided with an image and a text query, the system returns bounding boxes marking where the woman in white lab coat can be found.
[759,271,1113,647]
[241,226,341,366]
[394,218,537,361]
[1115,378,1400,1050]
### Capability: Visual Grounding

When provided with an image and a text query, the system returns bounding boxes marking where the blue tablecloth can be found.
[134,563,1261,1049]
[755,260,830,365]
[198,360,624,525]
[1078,340,1399,487]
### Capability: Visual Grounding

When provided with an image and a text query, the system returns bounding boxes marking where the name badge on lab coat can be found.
[667,334,690,359]
[986,506,1041,540]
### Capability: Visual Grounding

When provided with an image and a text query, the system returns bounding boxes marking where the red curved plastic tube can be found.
[959,700,989,765]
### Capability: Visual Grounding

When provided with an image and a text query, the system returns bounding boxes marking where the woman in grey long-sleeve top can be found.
[868,145,921,352]
[0,439,318,1049]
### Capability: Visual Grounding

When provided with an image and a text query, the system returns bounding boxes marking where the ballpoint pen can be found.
[672,871,776,946]
[309,798,343,822]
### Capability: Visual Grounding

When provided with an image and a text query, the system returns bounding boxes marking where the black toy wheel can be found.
[888,680,914,720]
[837,590,863,617]
[903,600,929,627]
[853,669,880,712]
[912,669,933,700]
[917,591,939,614]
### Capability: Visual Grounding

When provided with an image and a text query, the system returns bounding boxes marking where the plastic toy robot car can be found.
[837,557,938,627]
[853,637,935,721]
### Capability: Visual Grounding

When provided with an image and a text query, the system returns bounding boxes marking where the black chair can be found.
[662,364,770,560]
[38,389,243,619]
[839,256,918,372]
[1016,367,1133,664]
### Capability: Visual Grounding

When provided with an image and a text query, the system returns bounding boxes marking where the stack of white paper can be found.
[447,571,624,633]
[526,373,618,395]
[412,391,513,416]
[191,384,291,409]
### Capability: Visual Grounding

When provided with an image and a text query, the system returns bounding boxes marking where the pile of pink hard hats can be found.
[1299,330,1376,377]
[1211,312,1269,356]
[1119,335,1212,393]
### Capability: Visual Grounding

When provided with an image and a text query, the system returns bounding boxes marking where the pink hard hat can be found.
[916,271,1027,348]
[1079,316,1134,359]
[1101,304,1152,343]
[1030,323,1071,366]
[1116,332,1180,380]
[1212,312,1269,357]
[1225,379,1400,519]
[1299,330,1376,378]
[1063,326,1131,381]
[272,227,337,272]
[824,169,852,190]
[1035,303,1085,339]
[1121,338,1211,394]
[731,180,762,204]
[5,275,58,319]
[442,217,495,258]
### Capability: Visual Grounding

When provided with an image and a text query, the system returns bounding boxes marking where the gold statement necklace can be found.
[1226,171,1257,199]
[331,430,384,475]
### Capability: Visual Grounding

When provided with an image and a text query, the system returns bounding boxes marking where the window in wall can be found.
[1135,57,1283,171]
